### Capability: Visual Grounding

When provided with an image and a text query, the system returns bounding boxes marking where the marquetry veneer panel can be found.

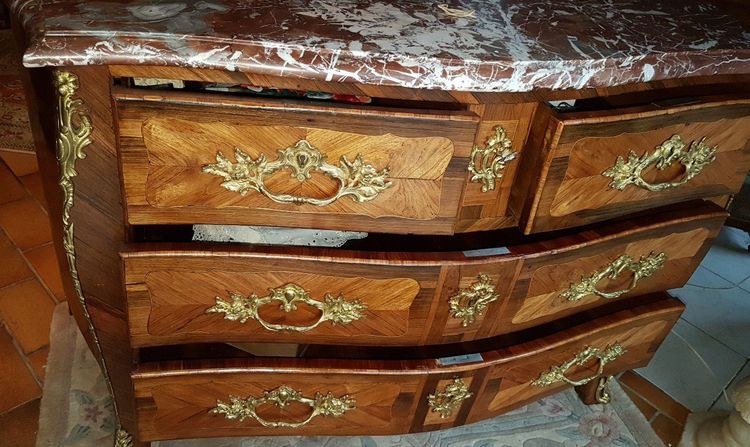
[131,296,683,441]
[123,202,724,347]
[519,97,750,233]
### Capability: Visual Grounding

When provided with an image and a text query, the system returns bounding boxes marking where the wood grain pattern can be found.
[131,295,683,441]
[482,318,670,414]
[117,89,480,234]
[522,97,750,233]
[125,253,448,347]
[123,203,724,347]
[455,103,537,232]
[21,65,144,443]
[11,36,100,352]
[21,59,748,446]
[145,271,420,338]
[141,119,452,220]
[509,227,710,325]
[61,66,146,444]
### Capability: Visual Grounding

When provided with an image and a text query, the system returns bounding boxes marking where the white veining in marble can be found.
[12,0,750,92]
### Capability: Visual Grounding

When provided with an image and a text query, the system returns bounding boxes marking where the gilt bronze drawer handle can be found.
[206,283,367,332]
[532,343,625,388]
[561,252,667,302]
[202,139,392,206]
[603,134,716,192]
[427,378,472,419]
[468,126,517,192]
[211,385,355,428]
[448,274,499,327]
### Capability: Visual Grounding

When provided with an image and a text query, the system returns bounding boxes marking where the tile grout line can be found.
[0,218,54,389]
[659,322,742,413]
[0,397,41,419]
[620,381,657,420]
[699,264,741,287]
[20,242,64,305]
[626,376,688,426]
[678,318,748,363]
[0,319,44,390]
[624,379,668,435]
[699,240,750,286]
[25,344,49,357]
[0,234,61,304]
[0,230,56,269]
[21,241,54,252]
[738,275,750,293]
[0,275,37,294]
[17,172,50,218]
[647,410,683,447]
[708,357,749,410]
[4,170,64,304]
[647,410,659,424]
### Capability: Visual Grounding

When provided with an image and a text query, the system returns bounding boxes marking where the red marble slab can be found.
[11,0,750,92]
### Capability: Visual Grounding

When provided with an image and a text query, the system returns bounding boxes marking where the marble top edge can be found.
[12,0,750,93]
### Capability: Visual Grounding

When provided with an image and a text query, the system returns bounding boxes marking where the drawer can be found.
[519,97,750,233]
[132,295,682,441]
[116,90,525,235]
[123,202,724,347]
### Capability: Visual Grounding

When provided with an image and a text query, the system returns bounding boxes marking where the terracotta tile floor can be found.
[0,158,62,445]
[0,156,694,445]
[620,370,692,446]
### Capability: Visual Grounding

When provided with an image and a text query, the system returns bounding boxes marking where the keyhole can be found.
[297,153,308,168]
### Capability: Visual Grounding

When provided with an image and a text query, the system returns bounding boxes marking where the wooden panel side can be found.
[508,104,558,233]
[36,66,140,441]
[17,62,100,352]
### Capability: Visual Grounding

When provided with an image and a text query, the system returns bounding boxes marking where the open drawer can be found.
[519,96,750,233]
[131,294,682,441]
[123,201,724,347]
[117,89,487,235]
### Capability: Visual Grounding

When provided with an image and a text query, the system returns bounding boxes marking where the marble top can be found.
[12,0,750,92]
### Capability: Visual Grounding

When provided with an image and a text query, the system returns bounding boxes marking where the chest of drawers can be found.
[11,0,750,445]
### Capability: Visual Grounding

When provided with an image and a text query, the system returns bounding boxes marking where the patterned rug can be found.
[0,29,34,152]
[37,303,665,447]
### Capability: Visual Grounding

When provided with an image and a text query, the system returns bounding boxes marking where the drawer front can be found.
[117,95,485,235]
[132,296,682,441]
[124,203,724,347]
[522,98,750,233]
[125,256,446,347]
[501,211,721,330]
